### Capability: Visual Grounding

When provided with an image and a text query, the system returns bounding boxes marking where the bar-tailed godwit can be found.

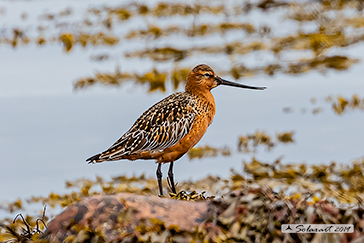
[86,64,266,195]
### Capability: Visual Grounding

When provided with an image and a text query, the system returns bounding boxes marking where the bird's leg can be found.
[168,162,177,194]
[156,163,163,196]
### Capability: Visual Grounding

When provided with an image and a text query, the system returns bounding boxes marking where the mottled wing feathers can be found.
[87,93,197,163]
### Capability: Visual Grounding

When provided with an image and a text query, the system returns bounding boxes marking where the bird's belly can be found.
[154,115,211,163]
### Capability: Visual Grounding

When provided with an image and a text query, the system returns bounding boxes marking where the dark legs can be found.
[156,163,163,195]
[156,162,177,195]
[168,162,177,194]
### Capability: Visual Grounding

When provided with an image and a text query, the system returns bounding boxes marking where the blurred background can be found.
[0,0,363,208]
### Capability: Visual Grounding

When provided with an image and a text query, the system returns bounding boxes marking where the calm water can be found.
[1,0,364,206]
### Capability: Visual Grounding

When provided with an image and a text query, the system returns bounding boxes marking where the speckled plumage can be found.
[87,92,213,163]
[87,64,266,195]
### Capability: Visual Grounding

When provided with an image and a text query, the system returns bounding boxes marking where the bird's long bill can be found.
[216,77,267,90]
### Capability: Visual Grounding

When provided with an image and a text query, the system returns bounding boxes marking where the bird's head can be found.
[185,64,266,93]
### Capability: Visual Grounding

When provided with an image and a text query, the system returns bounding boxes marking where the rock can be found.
[43,193,217,242]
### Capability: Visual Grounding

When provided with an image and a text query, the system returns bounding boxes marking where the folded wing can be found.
[87,93,196,163]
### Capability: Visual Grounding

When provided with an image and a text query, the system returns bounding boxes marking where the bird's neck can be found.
[186,89,216,123]
[187,88,215,105]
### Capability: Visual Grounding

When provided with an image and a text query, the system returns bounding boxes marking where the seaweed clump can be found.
[2,158,364,242]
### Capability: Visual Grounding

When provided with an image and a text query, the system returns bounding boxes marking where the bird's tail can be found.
[86,153,103,164]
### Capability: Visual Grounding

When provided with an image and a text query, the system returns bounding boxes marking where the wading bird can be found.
[86,64,266,195]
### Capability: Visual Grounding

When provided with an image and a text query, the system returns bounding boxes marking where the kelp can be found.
[328,94,364,115]
[238,130,294,153]
[74,67,170,91]
[3,157,364,242]
[188,145,231,160]
[74,56,357,91]
[1,0,364,85]
[60,32,120,52]
[125,22,258,39]
[283,94,364,115]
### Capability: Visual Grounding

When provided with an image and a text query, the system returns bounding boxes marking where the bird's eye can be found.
[204,73,213,78]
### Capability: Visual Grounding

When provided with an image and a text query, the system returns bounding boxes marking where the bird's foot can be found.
[167,177,177,194]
